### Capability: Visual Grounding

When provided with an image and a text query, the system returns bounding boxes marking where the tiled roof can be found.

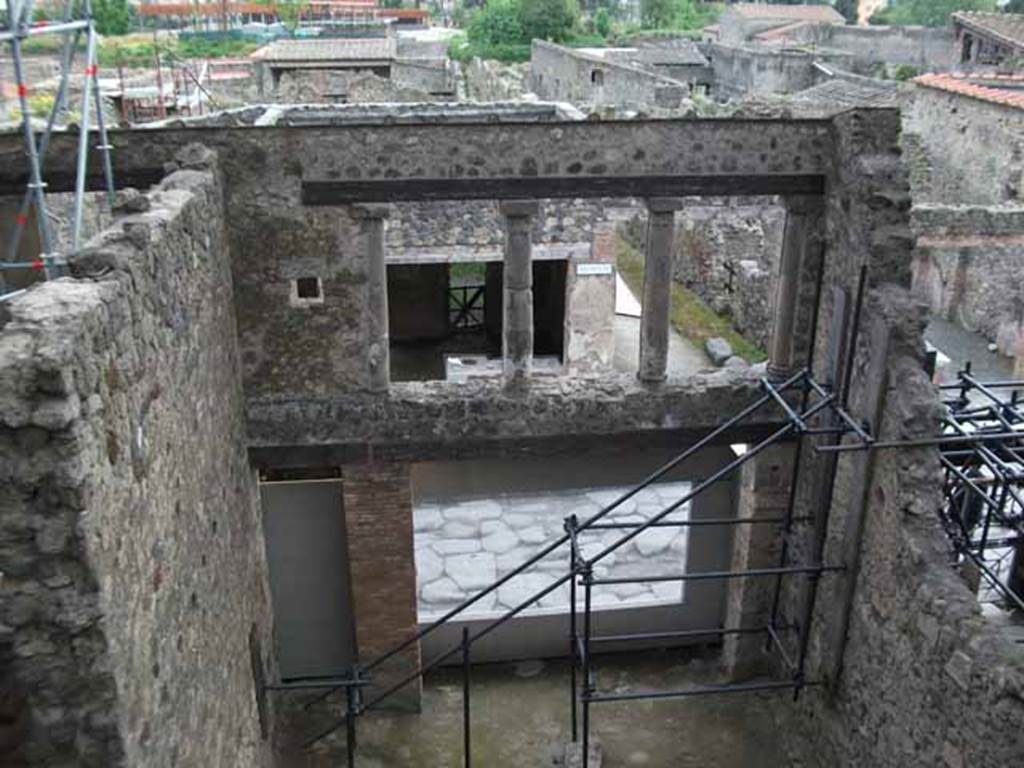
[790,77,899,110]
[914,72,1024,111]
[252,37,395,64]
[953,12,1024,51]
[726,3,844,24]
[753,20,816,44]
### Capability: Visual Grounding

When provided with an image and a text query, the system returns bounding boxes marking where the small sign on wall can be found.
[576,263,614,276]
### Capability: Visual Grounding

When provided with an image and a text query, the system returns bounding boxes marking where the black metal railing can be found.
[448,283,485,330]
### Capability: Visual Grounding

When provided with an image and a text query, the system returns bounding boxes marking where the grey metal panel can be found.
[261,480,356,679]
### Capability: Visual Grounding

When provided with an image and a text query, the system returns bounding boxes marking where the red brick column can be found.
[342,462,421,711]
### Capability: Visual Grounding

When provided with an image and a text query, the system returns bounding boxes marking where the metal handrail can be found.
[299,369,829,750]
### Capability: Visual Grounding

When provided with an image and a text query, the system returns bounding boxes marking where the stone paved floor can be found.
[283,649,793,768]
[414,483,692,620]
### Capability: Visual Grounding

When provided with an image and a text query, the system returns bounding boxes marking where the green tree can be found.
[639,0,707,30]
[518,0,580,42]
[465,0,524,46]
[93,0,131,35]
[594,7,611,37]
[1005,0,1024,12]
[870,0,997,28]
[641,0,675,28]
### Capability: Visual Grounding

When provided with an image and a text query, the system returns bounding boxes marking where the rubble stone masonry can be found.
[0,146,274,767]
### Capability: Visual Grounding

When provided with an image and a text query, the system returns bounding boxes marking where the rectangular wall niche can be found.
[387,260,568,382]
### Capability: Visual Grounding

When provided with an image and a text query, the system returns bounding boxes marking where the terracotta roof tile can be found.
[913,72,1024,111]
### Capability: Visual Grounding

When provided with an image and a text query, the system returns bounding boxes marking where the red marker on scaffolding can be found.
[15,214,27,226]
[31,260,44,272]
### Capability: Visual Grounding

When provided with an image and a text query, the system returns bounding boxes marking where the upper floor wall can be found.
[0,110,911,453]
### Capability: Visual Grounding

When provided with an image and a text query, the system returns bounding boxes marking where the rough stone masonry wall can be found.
[765,107,1024,766]
[530,40,689,110]
[0,147,274,767]
[0,117,834,405]
[668,196,785,352]
[912,204,1024,358]
[707,43,817,100]
[782,286,1024,767]
[904,85,1024,205]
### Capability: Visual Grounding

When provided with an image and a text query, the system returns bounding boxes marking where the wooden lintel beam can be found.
[301,174,826,204]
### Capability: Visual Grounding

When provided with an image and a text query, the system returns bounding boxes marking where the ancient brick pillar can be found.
[500,200,539,386]
[354,204,391,392]
[768,195,825,382]
[639,198,683,382]
[341,462,421,711]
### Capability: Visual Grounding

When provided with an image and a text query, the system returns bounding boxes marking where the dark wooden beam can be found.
[247,422,790,467]
[301,174,826,204]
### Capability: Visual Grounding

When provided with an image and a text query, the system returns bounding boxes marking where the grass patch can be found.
[615,233,767,363]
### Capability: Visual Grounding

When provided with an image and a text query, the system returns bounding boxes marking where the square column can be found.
[499,200,540,387]
[767,195,825,382]
[354,204,392,392]
[639,198,683,383]
[341,462,421,711]
[721,444,796,680]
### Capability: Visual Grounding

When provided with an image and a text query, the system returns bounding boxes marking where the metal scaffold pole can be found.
[1,0,115,302]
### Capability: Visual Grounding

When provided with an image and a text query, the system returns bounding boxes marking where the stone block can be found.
[705,337,733,366]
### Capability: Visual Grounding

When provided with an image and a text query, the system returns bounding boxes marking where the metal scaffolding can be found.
[262,366,866,767]
[0,0,115,304]
[938,365,1024,616]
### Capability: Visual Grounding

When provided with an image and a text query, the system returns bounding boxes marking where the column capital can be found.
[499,199,540,218]
[645,197,684,213]
[352,203,392,220]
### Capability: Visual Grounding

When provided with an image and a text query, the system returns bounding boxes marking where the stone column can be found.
[499,200,539,386]
[768,195,824,382]
[354,204,391,392]
[638,198,683,383]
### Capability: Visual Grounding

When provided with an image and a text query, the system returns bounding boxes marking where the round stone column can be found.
[639,198,683,383]
[500,200,540,387]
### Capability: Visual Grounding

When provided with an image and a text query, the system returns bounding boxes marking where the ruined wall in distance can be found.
[530,40,689,109]
[912,204,1024,358]
[904,84,1024,205]
[0,147,274,767]
[707,43,817,100]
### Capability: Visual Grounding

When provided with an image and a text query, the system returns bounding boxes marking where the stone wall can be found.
[780,23,954,72]
[904,84,1024,205]
[912,204,1024,358]
[826,25,953,71]
[782,286,1024,768]
[707,43,817,100]
[0,116,835,406]
[0,147,274,767]
[271,67,441,104]
[386,197,636,261]
[530,40,690,110]
[459,58,528,101]
[668,196,785,352]
[246,366,775,461]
